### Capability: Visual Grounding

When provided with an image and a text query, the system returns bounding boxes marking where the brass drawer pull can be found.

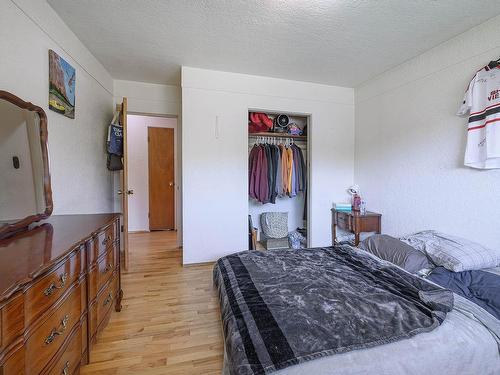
[102,235,112,246]
[44,273,68,296]
[62,361,70,375]
[103,293,113,307]
[45,314,69,345]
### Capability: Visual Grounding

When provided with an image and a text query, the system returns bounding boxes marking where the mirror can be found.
[0,90,52,238]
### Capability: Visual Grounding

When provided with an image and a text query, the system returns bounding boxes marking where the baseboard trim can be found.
[183,261,215,267]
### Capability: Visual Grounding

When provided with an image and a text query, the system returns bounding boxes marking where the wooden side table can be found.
[332,209,382,246]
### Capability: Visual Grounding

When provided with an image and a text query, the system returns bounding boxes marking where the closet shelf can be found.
[249,132,307,139]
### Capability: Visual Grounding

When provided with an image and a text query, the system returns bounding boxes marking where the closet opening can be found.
[248,110,310,251]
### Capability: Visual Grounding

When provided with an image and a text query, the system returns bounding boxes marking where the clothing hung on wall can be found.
[106,111,123,171]
[249,142,306,204]
[457,62,500,169]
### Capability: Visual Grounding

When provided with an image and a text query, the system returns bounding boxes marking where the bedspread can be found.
[213,246,454,375]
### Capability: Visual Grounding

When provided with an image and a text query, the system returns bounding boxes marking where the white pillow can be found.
[401,230,500,272]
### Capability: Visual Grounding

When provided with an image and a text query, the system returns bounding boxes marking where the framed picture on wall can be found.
[48,50,75,119]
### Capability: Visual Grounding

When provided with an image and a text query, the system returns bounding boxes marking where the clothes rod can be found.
[249,133,306,139]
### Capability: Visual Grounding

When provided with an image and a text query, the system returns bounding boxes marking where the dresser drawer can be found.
[81,315,88,366]
[25,248,83,326]
[25,282,82,375]
[89,245,117,300]
[89,273,117,340]
[0,345,24,375]
[88,222,118,265]
[0,293,24,353]
[46,323,81,375]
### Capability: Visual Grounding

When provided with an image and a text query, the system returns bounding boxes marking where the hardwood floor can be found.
[81,231,223,374]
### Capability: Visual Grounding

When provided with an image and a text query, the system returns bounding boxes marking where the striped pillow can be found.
[401,231,500,272]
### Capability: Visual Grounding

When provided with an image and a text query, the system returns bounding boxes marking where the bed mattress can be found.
[267,294,500,375]
[216,247,500,375]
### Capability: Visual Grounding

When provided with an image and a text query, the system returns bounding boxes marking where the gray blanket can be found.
[213,246,454,375]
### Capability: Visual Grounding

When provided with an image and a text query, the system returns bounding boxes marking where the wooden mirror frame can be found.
[0,90,53,238]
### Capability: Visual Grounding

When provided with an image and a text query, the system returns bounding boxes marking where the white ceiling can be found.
[47,0,500,87]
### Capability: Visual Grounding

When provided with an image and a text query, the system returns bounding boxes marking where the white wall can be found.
[127,114,178,232]
[355,14,500,249]
[182,67,354,264]
[1,0,115,214]
[114,80,181,116]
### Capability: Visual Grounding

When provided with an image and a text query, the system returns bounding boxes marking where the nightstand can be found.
[332,209,381,246]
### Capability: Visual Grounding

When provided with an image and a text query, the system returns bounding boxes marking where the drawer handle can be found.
[103,293,113,307]
[102,235,112,246]
[44,273,69,296]
[62,361,70,375]
[45,314,69,345]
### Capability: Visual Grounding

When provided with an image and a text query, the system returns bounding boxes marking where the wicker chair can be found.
[260,212,290,250]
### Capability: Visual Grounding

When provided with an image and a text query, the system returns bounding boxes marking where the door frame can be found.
[119,98,129,271]
[126,113,179,233]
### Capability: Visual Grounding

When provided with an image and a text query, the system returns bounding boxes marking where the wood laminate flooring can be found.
[81,231,223,374]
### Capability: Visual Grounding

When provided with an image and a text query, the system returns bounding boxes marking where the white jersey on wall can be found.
[457,65,500,169]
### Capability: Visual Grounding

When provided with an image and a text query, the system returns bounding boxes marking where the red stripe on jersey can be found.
[468,118,500,131]
[470,101,500,116]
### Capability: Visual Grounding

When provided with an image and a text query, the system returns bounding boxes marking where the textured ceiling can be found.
[47,0,500,87]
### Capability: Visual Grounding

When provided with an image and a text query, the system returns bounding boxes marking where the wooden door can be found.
[119,98,129,270]
[148,127,175,230]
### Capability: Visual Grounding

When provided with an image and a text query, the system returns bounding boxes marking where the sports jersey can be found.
[457,64,500,169]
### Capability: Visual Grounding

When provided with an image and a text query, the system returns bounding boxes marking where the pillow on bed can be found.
[401,230,500,272]
[359,234,432,273]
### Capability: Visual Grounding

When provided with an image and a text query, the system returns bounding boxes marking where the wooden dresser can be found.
[0,214,122,375]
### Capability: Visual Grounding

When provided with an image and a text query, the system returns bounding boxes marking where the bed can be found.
[213,245,500,375]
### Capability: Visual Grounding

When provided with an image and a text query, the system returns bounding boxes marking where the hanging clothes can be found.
[257,146,269,203]
[457,63,500,169]
[249,140,307,204]
[275,145,282,199]
[248,145,260,201]
[106,111,123,171]
[280,144,288,196]
[269,144,280,204]
[292,144,306,192]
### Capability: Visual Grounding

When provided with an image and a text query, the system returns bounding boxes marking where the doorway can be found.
[148,127,175,230]
[126,114,177,233]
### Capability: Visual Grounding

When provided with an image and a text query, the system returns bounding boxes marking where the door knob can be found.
[169,182,174,187]
[127,189,134,195]
[117,190,122,195]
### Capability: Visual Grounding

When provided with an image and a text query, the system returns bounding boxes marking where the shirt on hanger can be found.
[286,147,294,196]
[457,65,500,169]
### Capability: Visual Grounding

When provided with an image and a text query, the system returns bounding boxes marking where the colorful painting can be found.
[48,50,75,119]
